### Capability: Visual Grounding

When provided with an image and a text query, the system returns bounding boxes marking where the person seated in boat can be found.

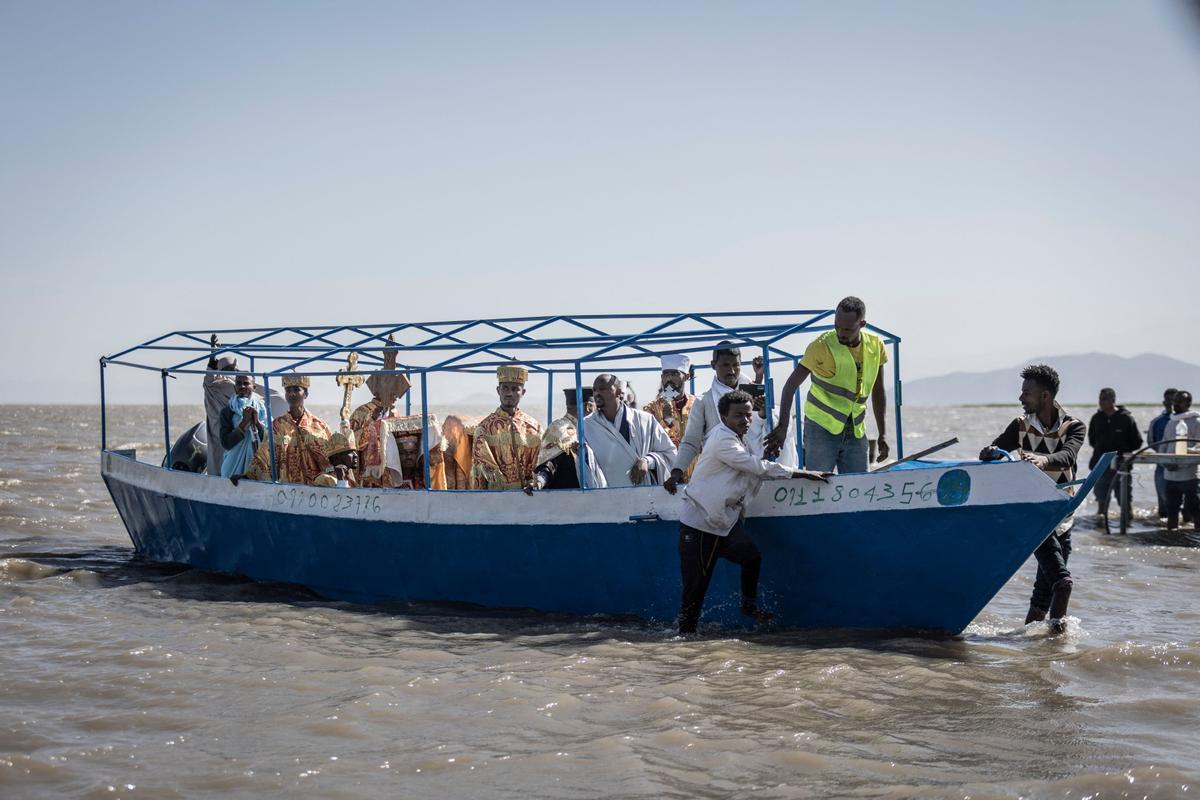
[643,354,699,451]
[471,366,542,490]
[663,342,752,494]
[979,364,1084,633]
[379,415,448,490]
[314,432,360,488]
[585,374,677,487]
[245,374,334,485]
[670,389,827,634]
[441,415,478,490]
[204,334,285,476]
[763,297,890,474]
[524,387,607,493]
[219,373,268,479]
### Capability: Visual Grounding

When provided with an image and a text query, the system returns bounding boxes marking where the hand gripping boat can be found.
[99,312,1110,633]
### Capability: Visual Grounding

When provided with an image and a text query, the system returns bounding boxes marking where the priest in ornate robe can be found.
[349,350,415,488]
[247,375,333,485]
[314,431,361,488]
[471,365,542,490]
[585,374,677,487]
[644,353,699,450]
[381,415,448,490]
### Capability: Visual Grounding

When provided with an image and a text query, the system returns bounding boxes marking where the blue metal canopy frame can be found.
[100,311,904,489]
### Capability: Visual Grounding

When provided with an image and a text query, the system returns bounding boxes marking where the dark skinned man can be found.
[663,343,749,494]
[643,354,699,451]
[980,364,1085,634]
[764,297,889,473]
[585,374,676,486]
[471,366,542,490]
[1147,388,1179,519]
[1087,387,1142,517]
[670,389,828,634]
[1162,390,1200,530]
[246,375,333,485]
[218,373,268,478]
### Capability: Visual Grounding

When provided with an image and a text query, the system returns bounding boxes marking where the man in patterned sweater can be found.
[980,364,1085,634]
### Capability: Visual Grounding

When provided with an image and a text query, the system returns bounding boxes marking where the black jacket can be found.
[1087,406,1143,468]
[533,451,581,490]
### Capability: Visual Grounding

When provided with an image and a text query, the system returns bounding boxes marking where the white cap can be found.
[660,354,691,373]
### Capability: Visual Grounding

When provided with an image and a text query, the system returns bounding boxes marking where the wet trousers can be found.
[678,521,761,634]
[1091,465,1122,515]
[1165,479,1200,530]
[1029,531,1072,614]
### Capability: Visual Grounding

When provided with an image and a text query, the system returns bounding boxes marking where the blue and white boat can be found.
[99,312,1107,633]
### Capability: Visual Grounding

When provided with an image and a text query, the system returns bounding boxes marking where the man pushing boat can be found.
[667,389,827,634]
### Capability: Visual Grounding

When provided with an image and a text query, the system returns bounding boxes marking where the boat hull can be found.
[102,452,1076,633]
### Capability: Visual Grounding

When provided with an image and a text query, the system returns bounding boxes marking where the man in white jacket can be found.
[666,389,827,634]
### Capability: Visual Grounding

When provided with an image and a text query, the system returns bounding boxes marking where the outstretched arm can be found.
[762,363,811,455]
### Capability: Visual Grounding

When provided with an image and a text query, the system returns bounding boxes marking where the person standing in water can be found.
[980,364,1085,634]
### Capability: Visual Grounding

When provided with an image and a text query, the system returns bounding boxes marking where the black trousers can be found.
[678,520,762,634]
[1165,479,1200,529]
[1029,531,1072,614]
[1091,465,1122,515]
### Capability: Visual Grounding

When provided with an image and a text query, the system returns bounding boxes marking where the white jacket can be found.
[680,423,793,536]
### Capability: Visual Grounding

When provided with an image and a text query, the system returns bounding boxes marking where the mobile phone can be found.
[737,383,765,397]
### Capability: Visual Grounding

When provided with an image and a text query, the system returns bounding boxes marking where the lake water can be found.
[1,404,1197,798]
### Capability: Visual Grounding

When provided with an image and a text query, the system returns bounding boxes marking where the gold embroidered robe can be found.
[644,393,698,447]
[248,410,333,485]
[470,408,542,490]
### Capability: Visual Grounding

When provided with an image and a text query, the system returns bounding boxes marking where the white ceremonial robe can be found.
[584,405,678,487]
[748,410,799,469]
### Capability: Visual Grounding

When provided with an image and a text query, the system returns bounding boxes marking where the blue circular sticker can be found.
[936,469,971,506]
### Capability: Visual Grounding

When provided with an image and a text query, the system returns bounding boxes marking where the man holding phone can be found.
[663,342,751,494]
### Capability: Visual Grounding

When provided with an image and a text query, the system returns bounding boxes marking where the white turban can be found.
[660,354,691,373]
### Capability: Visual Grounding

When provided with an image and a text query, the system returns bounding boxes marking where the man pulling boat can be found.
[980,364,1084,634]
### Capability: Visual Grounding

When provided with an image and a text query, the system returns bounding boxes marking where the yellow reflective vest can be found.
[804,330,884,438]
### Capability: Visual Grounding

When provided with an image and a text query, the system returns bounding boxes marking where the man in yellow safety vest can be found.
[764,296,889,473]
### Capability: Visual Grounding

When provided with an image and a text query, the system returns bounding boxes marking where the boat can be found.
[99,312,1110,633]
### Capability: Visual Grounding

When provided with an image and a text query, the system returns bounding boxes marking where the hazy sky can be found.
[2,1,1198,405]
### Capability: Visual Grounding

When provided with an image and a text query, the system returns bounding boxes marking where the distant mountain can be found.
[903,353,1200,406]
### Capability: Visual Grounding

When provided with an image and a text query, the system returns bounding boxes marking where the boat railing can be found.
[1107,439,1200,534]
[99,311,905,491]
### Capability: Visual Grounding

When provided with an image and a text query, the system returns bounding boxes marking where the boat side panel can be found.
[104,473,1064,632]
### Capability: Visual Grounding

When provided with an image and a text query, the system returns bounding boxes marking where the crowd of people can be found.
[1081,386,1199,531]
[195,297,1199,635]
[200,304,885,498]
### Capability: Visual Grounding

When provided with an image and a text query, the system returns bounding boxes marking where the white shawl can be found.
[584,405,678,487]
[748,410,798,469]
